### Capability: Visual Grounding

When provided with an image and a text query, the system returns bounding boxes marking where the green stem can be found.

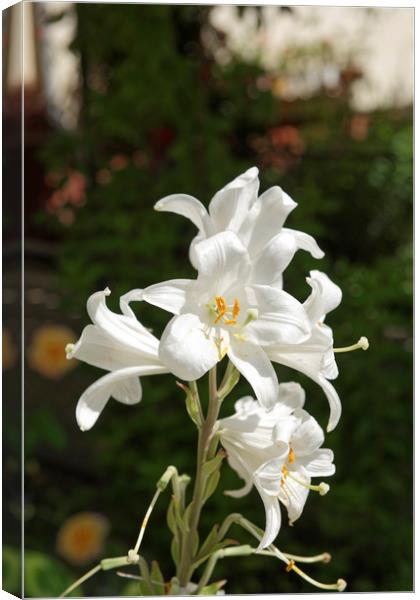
[178,367,221,586]
[59,564,102,598]
[195,545,254,594]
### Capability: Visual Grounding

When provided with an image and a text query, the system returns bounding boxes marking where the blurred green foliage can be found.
[23,4,412,596]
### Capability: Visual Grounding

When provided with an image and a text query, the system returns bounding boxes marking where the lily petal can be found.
[222,440,254,498]
[303,449,336,477]
[290,409,325,456]
[279,470,310,525]
[194,231,248,284]
[241,186,297,257]
[228,339,279,410]
[249,231,297,288]
[76,365,165,431]
[87,289,159,356]
[142,279,192,315]
[209,167,259,232]
[255,482,282,549]
[159,313,219,381]
[276,382,306,411]
[154,193,210,233]
[68,324,159,371]
[283,228,325,260]
[266,347,342,432]
[304,271,342,323]
[244,285,311,346]
[119,289,145,319]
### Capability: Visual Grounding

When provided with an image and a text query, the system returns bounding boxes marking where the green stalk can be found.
[178,366,221,586]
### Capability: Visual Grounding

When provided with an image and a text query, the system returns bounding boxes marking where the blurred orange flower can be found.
[56,512,110,565]
[27,325,78,379]
[3,328,17,370]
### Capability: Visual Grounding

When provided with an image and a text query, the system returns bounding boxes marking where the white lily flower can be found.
[135,231,312,410]
[154,167,324,282]
[266,270,343,432]
[217,383,335,549]
[66,288,168,431]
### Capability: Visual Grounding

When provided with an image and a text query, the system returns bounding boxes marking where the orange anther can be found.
[286,560,295,572]
[214,296,227,324]
[288,446,295,464]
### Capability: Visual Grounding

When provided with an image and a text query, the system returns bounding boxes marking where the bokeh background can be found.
[3,3,413,596]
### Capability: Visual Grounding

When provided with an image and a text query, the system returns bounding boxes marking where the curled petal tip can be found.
[323,552,332,563]
[104,287,111,295]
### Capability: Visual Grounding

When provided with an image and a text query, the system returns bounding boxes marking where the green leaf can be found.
[202,450,225,478]
[2,546,21,596]
[150,560,165,595]
[23,549,81,597]
[202,470,220,505]
[166,499,178,535]
[121,581,141,595]
[183,383,203,428]
[200,579,227,595]
[195,524,219,563]
[170,537,180,567]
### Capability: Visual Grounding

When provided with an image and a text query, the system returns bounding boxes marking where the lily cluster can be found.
[66,167,368,593]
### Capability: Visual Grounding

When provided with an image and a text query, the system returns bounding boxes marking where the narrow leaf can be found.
[202,450,225,478]
[200,580,227,595]
[202,470,220,505]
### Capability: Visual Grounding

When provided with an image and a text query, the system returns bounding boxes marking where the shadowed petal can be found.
[76,365,166,431]
[228,339,279,410]
[154,193,210,232]
[159,313,219,381]
[209,167,259,232]
[142,279,192,315]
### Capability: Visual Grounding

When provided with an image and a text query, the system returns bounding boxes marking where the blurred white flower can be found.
[218,383,335,549]
[67,288,168,431]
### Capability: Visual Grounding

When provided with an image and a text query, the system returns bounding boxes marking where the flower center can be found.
[213,296,240,326]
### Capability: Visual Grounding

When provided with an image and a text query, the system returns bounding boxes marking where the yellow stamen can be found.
[214,296,227,324]
[280,465,288,488]
[283,551,331,564]
[288,446,295,464]
[225,298,240,324]
[286,471,330,496]
[214,296,241,326]
[287,561,347,592]
[334,336,369,353]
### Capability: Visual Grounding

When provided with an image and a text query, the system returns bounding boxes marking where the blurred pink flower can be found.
[109,154,129,171]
